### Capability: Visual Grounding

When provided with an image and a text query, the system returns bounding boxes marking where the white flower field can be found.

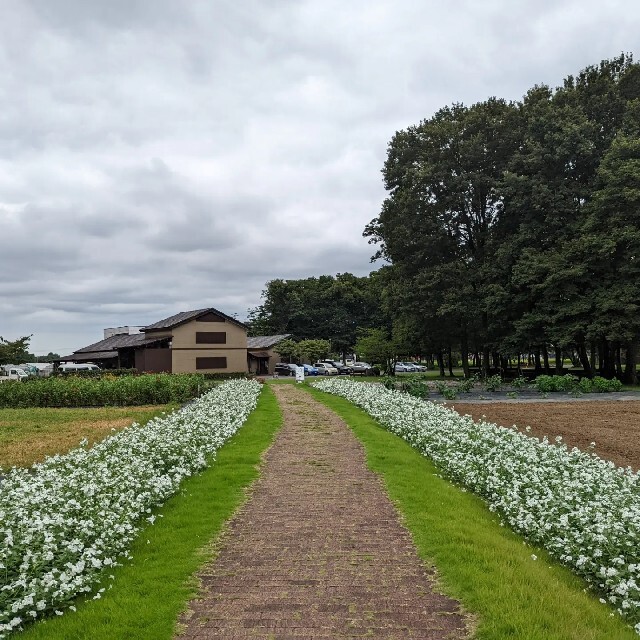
[0,379,261,637]
[313,378,640,634]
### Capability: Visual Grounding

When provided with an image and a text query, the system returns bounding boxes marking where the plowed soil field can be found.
[450,401,640,471]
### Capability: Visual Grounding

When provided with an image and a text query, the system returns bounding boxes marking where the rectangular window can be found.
[196,357,227,369]
[196,331,226,344]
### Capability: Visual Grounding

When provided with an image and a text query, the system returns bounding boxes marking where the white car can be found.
[394,362,411,373]
[314,362,339,376]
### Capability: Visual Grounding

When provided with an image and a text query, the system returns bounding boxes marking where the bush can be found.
[510,376,528,389]
[401,379,430,399]
[534,375,556,393]
[51,368,139,378]
[533,374,621,394]
[200,372,253,380]
[0,374,209,408]
[592,376,623,393]
[435,381,458,400]
[484,374,502,392]
[577,377,594,393]
[381,376,397,390]
[457,375,478,393]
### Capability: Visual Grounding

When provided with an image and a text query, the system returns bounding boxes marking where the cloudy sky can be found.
[1,0,639,356]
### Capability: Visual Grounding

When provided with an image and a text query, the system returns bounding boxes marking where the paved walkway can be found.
[177,384,468,639]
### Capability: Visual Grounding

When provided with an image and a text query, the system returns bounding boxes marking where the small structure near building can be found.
[247,334,291,375]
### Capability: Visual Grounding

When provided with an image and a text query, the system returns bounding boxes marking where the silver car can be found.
[314,362,339,375]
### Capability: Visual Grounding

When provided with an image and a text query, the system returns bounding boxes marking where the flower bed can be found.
[313,378,640,634]
[0,379,261,637]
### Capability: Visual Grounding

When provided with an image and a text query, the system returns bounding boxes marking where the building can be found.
[247,334,291,375]
[59,308,249,374]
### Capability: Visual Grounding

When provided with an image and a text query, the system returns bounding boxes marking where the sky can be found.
[1,0,639,357]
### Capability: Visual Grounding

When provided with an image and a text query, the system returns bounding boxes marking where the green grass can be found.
[0,405,175,468]
[305,385,637,639]
[19,385,283,640]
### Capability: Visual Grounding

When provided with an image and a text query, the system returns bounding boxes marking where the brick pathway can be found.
[177,383,468,639]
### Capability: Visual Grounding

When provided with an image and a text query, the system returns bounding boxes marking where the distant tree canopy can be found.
[364,54,640,383]
[247,273,386,357]
[0,336,32,366]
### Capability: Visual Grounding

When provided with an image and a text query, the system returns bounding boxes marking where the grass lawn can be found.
[0,405,176,468]
[306,384,637,639]
[18,384,283,640]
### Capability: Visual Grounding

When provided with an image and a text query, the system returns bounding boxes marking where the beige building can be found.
[60,308,249,374]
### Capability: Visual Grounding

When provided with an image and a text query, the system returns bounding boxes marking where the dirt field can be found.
[450,401,640,471]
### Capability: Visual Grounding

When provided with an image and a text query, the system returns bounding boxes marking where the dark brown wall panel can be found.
[196,356,227,369]
[196,332,227,344]
[144,348,172,372]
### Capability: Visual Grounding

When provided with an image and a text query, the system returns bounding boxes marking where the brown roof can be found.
[58,351,119,362]
[75,333,167,353]
[143,308,247,332]
[247,334,291,349]
[248,350,270,358]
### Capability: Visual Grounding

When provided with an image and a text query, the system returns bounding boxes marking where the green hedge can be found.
[50,368,140,378]
[0,374,211,408]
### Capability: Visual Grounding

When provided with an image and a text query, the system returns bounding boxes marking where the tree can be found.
[365,98,521,376]
[247,273,384,355]
[273,339,297,363]
[355,328,400,375]
[295,339,331,364]
[0,336,32,365]
[581,99,640,382]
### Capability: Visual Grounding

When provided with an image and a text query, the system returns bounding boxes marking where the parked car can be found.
[394,362,411,373]
[351,361,373,375]
[398,362,420,372]
[322,360,353,375]
[0,366,28,382]
[313,362,339,376]
[59,363,101,373]
[274,363,298,376]
[302,364,318,376]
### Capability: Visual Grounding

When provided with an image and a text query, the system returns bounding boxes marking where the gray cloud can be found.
[1,0,639,355]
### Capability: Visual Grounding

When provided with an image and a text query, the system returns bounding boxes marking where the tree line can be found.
[249,55,640,382]
[365,54,640,383]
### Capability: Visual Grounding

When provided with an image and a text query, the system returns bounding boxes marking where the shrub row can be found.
[534,374,623,393]
[0,374,211,408]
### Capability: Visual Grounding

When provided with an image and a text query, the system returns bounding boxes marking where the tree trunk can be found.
[534,348,542,374]
[590,341,597,371]
[517,352,522,375]
[577,342,593,378]
[597,340,605,376]
[555,346,563,375]
[447,344,454,377]
[624,340,638,385]
[601,339,616,379]
[542,345,550,374]
[482,345,490,378]
[437,351,445,377]
[461,332,470,379]
[615,342,624,380]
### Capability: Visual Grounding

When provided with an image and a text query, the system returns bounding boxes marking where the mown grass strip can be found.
[18,385,282,640]
[306,385,637,640]
[0,405,175,468]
